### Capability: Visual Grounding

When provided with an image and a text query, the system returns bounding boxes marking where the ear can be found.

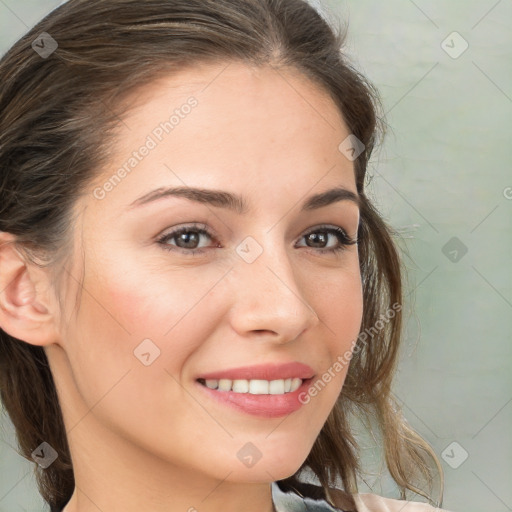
[0,231,61,347]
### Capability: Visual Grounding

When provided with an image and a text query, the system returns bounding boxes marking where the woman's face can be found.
[48,61,363,488]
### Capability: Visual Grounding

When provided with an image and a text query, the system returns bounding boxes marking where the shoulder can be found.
[349,492,453,512]
[272,480,453,512]
[326,486,453,512]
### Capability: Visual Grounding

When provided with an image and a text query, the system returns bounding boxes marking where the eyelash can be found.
[156,222,358,257]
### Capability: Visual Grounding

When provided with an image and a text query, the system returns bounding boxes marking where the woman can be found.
[0,1,452,511]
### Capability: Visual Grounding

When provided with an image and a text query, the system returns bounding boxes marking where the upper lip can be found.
[197,362,315,381]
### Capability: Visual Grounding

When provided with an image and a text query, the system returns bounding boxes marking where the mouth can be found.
[193,362,316,417]
[195,376,315,418]
[196,377,307,395]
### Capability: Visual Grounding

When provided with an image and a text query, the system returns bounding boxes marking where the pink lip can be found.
[195,377,314,418]
[196,362,315,381]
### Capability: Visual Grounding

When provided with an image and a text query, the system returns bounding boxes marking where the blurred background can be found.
[0,0,511,511]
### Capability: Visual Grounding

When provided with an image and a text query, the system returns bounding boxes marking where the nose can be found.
[227,240,320,344]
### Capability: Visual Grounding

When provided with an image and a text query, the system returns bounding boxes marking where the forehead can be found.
[114,59,348,152]
[84,60,355,217]
[121,60,344,121]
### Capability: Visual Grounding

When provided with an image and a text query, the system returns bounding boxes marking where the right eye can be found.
[156,223,219,256]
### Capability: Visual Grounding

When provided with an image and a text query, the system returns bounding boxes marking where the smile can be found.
[197,377,303,395]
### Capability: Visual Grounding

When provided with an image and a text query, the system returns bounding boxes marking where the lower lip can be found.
[195,378,314,418]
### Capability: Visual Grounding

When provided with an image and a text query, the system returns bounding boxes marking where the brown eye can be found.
[297,225,357,254]
[157,224,216,255]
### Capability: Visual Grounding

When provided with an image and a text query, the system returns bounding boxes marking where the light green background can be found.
[0,1,511,511]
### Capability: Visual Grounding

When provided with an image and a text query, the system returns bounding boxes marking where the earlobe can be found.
[0,232,59,347]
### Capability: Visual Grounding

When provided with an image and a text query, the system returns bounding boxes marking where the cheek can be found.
[95,264,224,373]
[60,269,203,440]
[314,263,363,343]
[307,262,363,391]
[99,266,196,338]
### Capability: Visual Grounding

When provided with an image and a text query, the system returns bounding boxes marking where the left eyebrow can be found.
[126,185,360,214]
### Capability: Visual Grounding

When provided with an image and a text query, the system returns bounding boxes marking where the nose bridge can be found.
[228,231,319,341]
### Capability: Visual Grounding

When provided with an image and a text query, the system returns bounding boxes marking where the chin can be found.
[222,446,310,484]
[225,465,301,485]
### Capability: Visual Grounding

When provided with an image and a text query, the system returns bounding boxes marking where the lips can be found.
[195,376,314,418]
[195,361,315,381]
[194,363,316,418]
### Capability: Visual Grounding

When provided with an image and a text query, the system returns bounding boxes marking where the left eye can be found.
[297,226,357,254]
[156,223,357,255]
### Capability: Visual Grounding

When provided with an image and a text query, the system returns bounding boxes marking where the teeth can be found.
[205,379,219,389]
[200,377,304,394]
[269,379,284,394]
[218,379,232,391]
[249,379,269,394]
[290,378,303,392]
[232,379,249,393]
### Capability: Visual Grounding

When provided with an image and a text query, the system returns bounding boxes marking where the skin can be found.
[0,61,363,512]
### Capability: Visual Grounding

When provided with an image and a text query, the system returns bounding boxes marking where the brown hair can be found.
[0,0,444,510]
